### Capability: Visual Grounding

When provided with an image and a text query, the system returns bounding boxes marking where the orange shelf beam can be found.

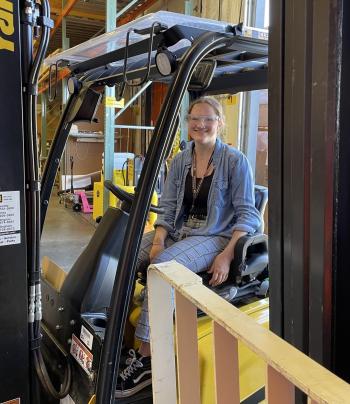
[50,0,80,39]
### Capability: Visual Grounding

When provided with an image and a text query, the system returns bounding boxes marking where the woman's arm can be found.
[208,230,246,286]
[208,152,260,286]
[149,226,168,262]
[150,155,183,262]
[154,155,181,233]
[230,153,261,234]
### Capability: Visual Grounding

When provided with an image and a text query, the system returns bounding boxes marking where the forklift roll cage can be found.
[40,17,268,403]
[0,7,268,403]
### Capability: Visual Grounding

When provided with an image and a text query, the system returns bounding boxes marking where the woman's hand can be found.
[149,243,165,263]
[208,252,232,286]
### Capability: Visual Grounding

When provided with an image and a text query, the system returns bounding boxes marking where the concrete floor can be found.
[41,194,96,272]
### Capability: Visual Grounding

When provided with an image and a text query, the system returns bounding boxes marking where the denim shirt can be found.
[155,138,261,239]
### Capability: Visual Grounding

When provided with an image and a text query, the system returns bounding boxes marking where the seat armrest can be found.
[230,233,268,279]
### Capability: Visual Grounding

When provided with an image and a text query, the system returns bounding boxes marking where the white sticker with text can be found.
[80,325,93,350]
[0,191,20,246]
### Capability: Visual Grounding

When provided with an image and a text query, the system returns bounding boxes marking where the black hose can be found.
[22,11,40,386]
[34,350,72,399]
[122,160,128,185]
[24,0,72,398]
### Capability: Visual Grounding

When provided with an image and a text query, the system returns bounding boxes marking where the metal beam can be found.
[51,8,105,21]
[333,2,350,380]
[240,0,266,176]
[41,92,47,158]
[44,0,157,93]
[60,5,70,201]
[116,0,140,19]
[268,0,284,338]
[114,124,154,130]
[241,91,259,175]
[114,81,152,120]
[118,0,158,25]
[51,0,155,33]
[103,0,117,213]
[179,0,192,143]
[269,0,343,374]
[49,0,80,39]
[38,68,70,94]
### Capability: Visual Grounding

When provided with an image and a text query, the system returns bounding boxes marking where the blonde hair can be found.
[188,96,225,127]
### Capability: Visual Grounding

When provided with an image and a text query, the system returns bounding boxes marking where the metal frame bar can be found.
[333,2,350,381]
[307,0,338,366]
[116,0,140,19]
[282,0,312,352]
[114,124,154,130]
[60,6,70,200]
[268,0,284,337]
[270,0,310,348]
[50,0,79,39]
[269,0,344,373]
[118,0,159,26]
[179,0,193,143]
[240,0,266,174]
[41,92,47,158]
[81,0,146,41]
[114,80,151,120]
[103,0,117,213]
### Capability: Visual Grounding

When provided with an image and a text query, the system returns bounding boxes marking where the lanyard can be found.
[190,147,214,213]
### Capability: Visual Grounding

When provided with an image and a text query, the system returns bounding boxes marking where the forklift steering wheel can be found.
[104,180,164,214]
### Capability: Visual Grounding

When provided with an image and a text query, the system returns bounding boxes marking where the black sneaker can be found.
[115,349,152,398]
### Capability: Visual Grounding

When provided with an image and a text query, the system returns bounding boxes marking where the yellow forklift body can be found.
[93,173,158,224]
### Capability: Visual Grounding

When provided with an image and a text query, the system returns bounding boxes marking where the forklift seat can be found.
[197,185,269,301]
[137,185,269,300]
[229,184,268,279]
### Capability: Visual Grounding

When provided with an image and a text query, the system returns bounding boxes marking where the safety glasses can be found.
[186,115,219,124]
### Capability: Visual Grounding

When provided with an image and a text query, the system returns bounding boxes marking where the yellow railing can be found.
[147,261,350,404]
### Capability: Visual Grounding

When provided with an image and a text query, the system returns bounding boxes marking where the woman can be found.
[115,96,261,398]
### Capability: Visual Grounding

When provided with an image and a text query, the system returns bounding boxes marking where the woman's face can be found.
[187,102,221,147]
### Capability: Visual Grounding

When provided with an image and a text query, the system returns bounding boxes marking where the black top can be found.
[183,171,214,219]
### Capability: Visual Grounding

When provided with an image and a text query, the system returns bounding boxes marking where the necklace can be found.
[190,147,214,214]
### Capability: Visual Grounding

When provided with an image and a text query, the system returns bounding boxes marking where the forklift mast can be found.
[0,0,30,402]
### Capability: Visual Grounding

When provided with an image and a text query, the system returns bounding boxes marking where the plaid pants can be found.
[134,226,229,343]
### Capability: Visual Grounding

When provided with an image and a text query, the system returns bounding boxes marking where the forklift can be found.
[0,4,268,403]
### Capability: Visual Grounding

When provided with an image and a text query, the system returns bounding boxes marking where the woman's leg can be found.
[135,231,155,273]
[116,235,230,397]
[134,230,176,354]
[135,235,229,344]
[136,230,177,281]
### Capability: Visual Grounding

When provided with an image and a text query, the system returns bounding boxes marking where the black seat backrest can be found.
[254,185,268,233]
[61,207,129,314]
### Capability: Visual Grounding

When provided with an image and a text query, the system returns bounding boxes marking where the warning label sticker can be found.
[0,191,20,247]
[70,334,93,378]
